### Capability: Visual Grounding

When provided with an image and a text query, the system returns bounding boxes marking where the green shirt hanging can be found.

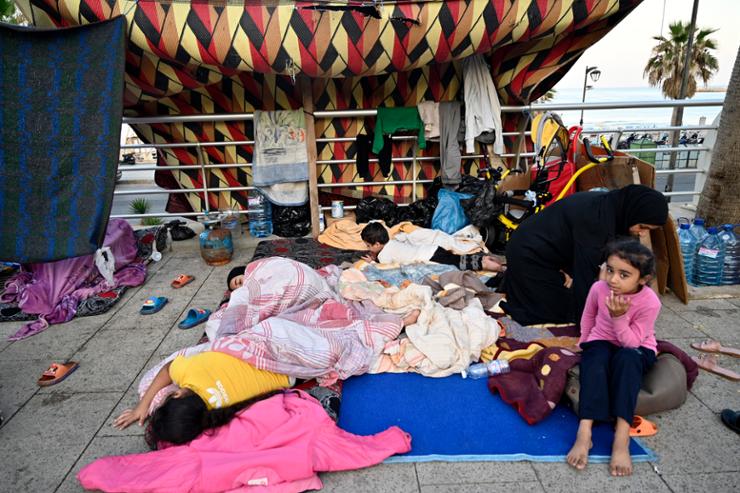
[372,107,427,154]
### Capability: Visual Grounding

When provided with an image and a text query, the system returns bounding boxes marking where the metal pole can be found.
[196,143,210,214]
[666,0,700,198]
[580,67,589,127]
[411,139,417,202]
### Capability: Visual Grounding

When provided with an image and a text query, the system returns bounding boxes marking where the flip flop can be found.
[178,308,211,330]
[37,362,79,387]
[140,296,168,315]
[171,274,195,289]
[692,354,740,382]
[629,415,658,437]
[720,409,740,434]
[691,339,740,358]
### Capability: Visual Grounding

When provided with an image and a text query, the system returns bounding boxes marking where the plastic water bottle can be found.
[462,359,510,379]
[689,218,708,243]
[718,224,740,285]
[247,190,273,238]
[694,227,725,286]
[678,223,697,284]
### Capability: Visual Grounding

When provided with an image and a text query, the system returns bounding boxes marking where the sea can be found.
[542,86,725,130]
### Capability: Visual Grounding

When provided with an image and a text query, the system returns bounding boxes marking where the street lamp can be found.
[579,66,601,127]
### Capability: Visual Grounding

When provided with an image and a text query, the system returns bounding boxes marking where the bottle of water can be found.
[462,359,511,379]
[689,218,708,243]
[694,227,725,286]
[678,223,697,285]
[718,224,740,285]
[247,190,273,238]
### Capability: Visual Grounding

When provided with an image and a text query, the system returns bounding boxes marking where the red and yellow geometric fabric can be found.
[16,0,642,212]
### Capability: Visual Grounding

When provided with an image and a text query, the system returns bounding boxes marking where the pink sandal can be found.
[691,339,740,358]
[692,354,740,382]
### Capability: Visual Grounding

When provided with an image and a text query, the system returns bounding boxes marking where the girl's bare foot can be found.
[610,418,633,476]
[402,309,421,327]
[567,419,593,470]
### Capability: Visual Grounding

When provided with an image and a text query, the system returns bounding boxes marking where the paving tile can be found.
[531,462,669,492]
[0,320,99,361]
[421,482,545,493]
[415,461,536,485]
[0,357,47,426]
[56,435,149,493]
[661,472,740,493]
[638,394,740,474]
[156,324,208,357]
[315,463,419,493]
[686,351,740,413]
[666,298,739,312]
[674,308,740,341]
[654,307,703,339]
[37,327,166,393]
[0,392,119,492]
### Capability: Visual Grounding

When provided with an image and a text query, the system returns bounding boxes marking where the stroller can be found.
[463,112,613,253]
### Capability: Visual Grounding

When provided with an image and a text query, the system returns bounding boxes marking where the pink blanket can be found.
[78,390,411,493]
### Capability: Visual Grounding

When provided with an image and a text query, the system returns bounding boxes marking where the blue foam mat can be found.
[338,372,657,463]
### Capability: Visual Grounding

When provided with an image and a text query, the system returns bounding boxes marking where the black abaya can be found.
[500,185,667,326]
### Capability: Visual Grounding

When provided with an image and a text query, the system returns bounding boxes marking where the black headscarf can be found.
[612,184,668,234]
[226,265,246,290]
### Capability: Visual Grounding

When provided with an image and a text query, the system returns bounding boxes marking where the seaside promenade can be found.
[0,233,738,493]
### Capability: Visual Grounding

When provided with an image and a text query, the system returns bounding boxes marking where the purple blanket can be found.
[1,220,146,340]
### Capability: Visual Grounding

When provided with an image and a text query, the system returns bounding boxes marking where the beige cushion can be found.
[565,353,688,417]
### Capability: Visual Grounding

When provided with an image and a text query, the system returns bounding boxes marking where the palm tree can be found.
[696,45,740,225]
[644,21,719,99]
[643,20,718,196]
[0,0,27,24]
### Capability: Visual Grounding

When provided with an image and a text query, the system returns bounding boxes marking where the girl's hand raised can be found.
[605,291,630,318]
[112,405,148,430]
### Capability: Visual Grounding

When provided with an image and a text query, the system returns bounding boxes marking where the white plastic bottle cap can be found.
[150,251,162,262]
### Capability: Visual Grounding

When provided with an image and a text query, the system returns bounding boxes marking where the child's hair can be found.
[226,265,246,290]
[360,222,389,245]
[605,238,656,278]
[149,390,283,445]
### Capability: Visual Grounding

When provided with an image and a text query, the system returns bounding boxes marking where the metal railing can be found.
[114,98,723,219]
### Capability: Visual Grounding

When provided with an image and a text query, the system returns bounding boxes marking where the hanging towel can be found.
[372,107,426,154]
[439,101,462,185]
[462,54,504,155]
[253,109,309,205]
[418,100,440,139]
[0,18,126,263]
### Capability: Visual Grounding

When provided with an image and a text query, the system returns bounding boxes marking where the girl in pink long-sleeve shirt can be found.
[566,238,660,478]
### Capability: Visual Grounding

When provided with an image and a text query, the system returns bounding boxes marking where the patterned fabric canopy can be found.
[17,0,642,212]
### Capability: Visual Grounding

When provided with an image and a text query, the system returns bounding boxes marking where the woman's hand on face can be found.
[605,291,631,318]
[361,253,376,263]
[112,404,148,430]
[560,270,573,289]
[598,263,608,281]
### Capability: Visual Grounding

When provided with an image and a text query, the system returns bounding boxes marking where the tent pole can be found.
[301,76,321,238]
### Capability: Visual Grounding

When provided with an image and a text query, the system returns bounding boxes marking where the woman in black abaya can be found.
[501,185,668,326]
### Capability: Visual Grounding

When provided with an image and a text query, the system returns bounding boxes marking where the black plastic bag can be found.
[456,174,487,196]
[460,181,503,228]
[166,220,196,241]
[355,197,398,226]
[272,204,311,238]
[396,197,438,228]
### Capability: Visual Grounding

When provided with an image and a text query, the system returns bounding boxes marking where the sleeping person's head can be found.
[360,222,389,256]
[227,266,246,291]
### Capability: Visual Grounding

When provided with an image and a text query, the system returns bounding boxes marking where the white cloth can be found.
[462,54,504,155]
[377,225,485,264]
[417,100,440,139]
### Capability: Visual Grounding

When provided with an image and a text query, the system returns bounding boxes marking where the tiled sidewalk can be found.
[0,237,738,493]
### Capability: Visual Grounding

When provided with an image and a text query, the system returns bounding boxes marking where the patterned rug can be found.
[250,238,361,269]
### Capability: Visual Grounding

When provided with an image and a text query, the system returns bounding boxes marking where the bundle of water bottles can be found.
[677,218,740,286]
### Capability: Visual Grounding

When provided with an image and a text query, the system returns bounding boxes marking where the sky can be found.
[554,0,740,89]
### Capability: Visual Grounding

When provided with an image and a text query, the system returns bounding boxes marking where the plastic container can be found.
[247,190,273,238]
[678,223,697,285]
[462,359,511,379]
[220,209,241,234]
[718,224,740,285]
[694,226,725,286]
[689,218,708,243]
[199,219,233,266]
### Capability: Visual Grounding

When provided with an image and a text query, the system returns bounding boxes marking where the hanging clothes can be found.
[356,132,393,179]
[417,100,440,139]
[439,101,462,185]
[372,107,426,154]
[462,54,504,155]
